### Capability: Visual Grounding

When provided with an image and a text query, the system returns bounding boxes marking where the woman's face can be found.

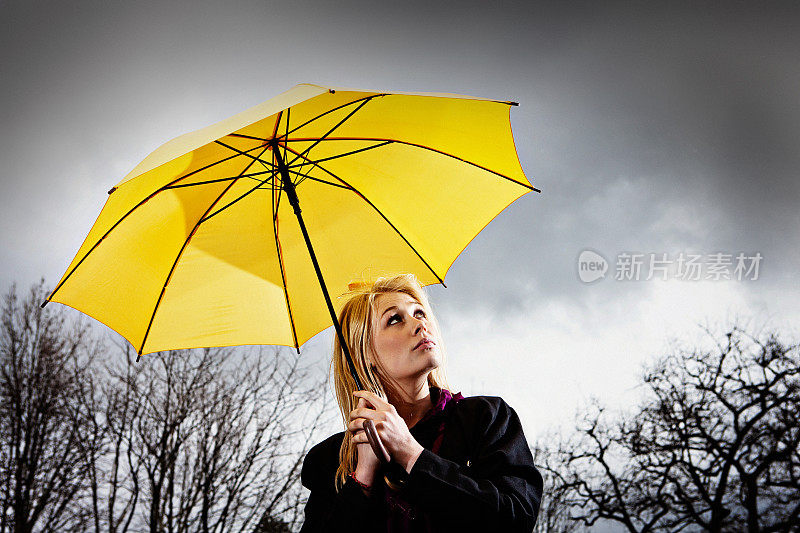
[370,291,440,384]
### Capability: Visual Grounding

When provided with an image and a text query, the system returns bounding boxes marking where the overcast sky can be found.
[2,0,799,442]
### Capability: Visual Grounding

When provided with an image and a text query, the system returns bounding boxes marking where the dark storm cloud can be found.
[428,1,800,320]
[1,0,798,326]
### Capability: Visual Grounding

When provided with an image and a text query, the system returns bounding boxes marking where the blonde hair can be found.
[331,273,449,491]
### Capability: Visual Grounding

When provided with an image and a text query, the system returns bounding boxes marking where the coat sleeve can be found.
[299,440,383,532]
[397,397,543,532]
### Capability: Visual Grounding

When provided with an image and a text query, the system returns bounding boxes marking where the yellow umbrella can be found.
[44,82,538,462]
[45,82,536,356]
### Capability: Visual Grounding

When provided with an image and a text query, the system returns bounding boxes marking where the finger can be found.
[352,391,377,410]
[356,397,371,412]
[349,407,379,421]
[353,390,391,410]
[347,419,365,433]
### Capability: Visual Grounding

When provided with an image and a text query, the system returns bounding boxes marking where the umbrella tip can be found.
[509,101,519,106]
[108,187,117,195]
[329,89,336,94]
[40,299,48,308]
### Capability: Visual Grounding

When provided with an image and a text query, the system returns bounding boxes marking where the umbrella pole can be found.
[272,143,391,464]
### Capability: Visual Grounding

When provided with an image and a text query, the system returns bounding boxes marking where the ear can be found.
[365,342,378,370]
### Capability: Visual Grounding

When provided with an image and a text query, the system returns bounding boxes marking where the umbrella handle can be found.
[363,419,391,464]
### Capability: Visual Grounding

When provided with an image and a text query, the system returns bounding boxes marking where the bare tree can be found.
[531,443,578,533]
[96,346,142,533]
[95,343,332,533]
[0,281,101,533]
[544,324,800,533]
[0,280,336,532]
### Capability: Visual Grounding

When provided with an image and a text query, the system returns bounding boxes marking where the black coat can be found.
[299,392,543,532]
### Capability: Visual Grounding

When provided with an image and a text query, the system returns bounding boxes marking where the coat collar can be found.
[416,386,464,426]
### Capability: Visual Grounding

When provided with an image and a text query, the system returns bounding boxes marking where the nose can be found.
[412,316,427,335]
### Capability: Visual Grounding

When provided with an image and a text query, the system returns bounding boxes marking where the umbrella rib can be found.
[162,170,273,190]
[222,95,382,145]
[199,168,277,224]
[283,106,313,190]
[272,110,283,139]
[285,98,373,169]
[285,141,392,169]
[215,140,274,165]
[283,143,330,189]
[270,146,300,353]
[285,136,539,192]
[282,94,383,139]
[44,143,267,305]
[280,143,446,286]
[281,143,351,190]
[282,107,290,168]
[221,97,382,183]
[200,141,280,221]
[138,145,272,355]
[212,140,296,218]
[283,168,351,190]
[227,133,269,142]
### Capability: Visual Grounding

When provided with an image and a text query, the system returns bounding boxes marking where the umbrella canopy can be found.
[44,83,537,356]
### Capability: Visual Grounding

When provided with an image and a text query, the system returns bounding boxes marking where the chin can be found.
[424,351,442,371]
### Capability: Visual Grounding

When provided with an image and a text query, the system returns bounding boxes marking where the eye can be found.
[386,307,426,326]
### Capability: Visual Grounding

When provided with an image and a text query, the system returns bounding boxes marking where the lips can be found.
[414,337,436,350]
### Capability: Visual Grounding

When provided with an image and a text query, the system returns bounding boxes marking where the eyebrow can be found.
[380,302,422,319]
[381,305,398,319]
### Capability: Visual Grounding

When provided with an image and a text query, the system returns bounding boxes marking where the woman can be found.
[300,274,542,532]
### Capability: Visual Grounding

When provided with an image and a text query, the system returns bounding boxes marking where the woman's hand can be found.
[349,390,425,474]
[350,395,381,487]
